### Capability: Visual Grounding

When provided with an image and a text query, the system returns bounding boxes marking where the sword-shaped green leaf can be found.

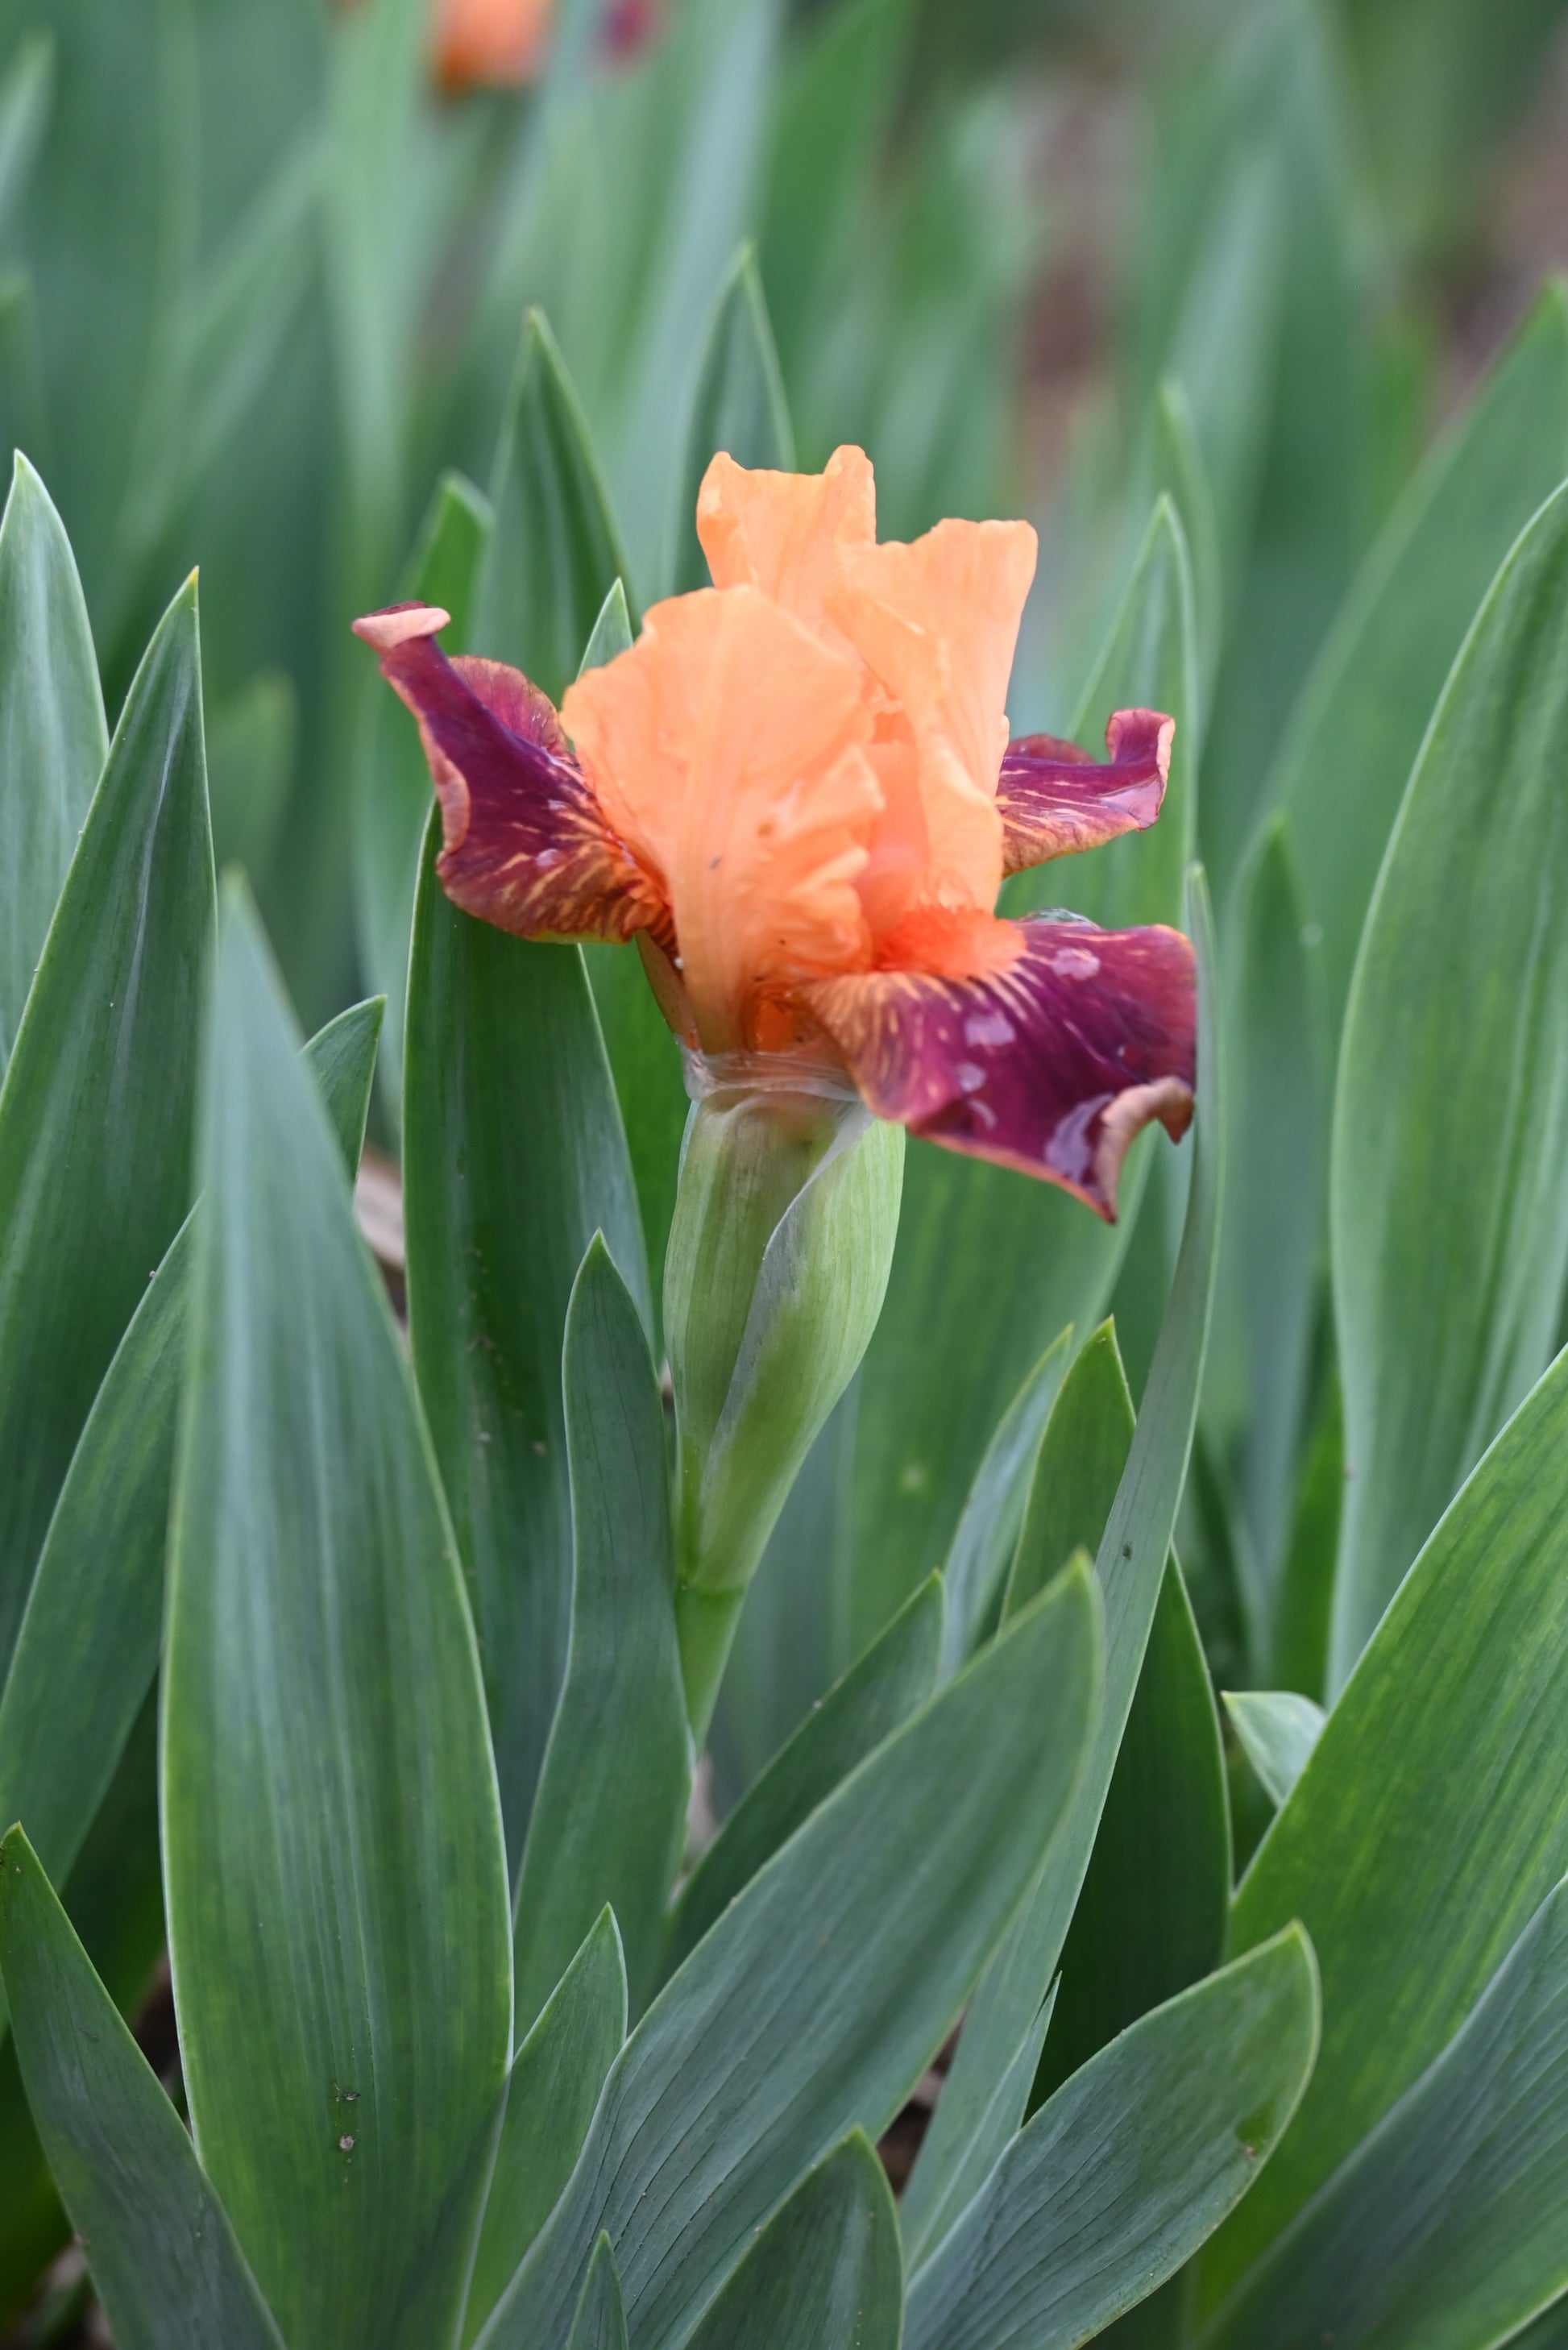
[1222,1691,1325,1812]
[0,452,106,1078]
[1201,1339,1568,2303]
[905,1930,1319,2350]
[0,1828,284,2350]
[0,1000,382,1918]
[685,2133,901,2350]
[473,307,634,703]
[0,574,210,1684]
[466,1911,627,2348]
[162,886,512,2350]
[568,2239,628,2350]
[940,1332,1072,1677]
[512,1239,688,2030]
[1329,476,1568,1683]
[1202,1880,1568,2350]
[1269,280,1568,1050]
[404,825,649,1874]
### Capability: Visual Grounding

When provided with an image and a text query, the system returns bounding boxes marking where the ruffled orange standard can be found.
[355,447,1197,1218]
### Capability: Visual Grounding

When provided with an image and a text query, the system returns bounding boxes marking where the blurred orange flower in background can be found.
[433,0,550,87]
[432,0,661,88]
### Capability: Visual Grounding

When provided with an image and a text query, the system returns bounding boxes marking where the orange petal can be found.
[561,586,882,1053]
[823,516,1038,913]
[696,446,877,640]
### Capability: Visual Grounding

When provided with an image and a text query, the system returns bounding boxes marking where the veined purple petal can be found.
[800,915,1195,1218]
[998,708,1174,874]
[353,604,670,946]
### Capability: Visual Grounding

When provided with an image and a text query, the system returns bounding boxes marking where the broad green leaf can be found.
[671,242,794,594]
[0,1829,283,2350]
[162,886,512,2350]
[513,1239,688,2029]
[0,1001,382,1912]
[0,574,210,1681]
[353,467,492,1127]
[206,671,295,886]
[466,1911,628,2348]
[993,1327,1227,2112]
[1222,1691,1325,1811]
[664,1573,944,1983]
[0,452,106,1076]
[905,1930,1319,2350]
[912,868,1222,2228]
[851,501,1198,1651]
[1031,1557,1229,2110]
[1206,820,1320,1599]
[1329,476,1568,1684]
[1269,280,1568,1048]
[685,2132,901,2350]
[941,1331,1073,1676]
[570,2238,628,2350]
[1203,1879,1568,2350]
[478,1563,1102,2350]
[404,826,649,1873]
[1200,1339,1568,2302]
[474,308,634,704]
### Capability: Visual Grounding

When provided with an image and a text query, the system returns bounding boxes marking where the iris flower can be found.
[432,0,657,87]
[355,446,1195,1219]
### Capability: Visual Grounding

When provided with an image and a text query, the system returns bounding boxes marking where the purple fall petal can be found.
[801,915,1196,1219]
[352,603,669,946]
[998,707,1175,874]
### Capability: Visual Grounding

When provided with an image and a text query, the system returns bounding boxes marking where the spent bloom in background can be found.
[355,446,1194,1219]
